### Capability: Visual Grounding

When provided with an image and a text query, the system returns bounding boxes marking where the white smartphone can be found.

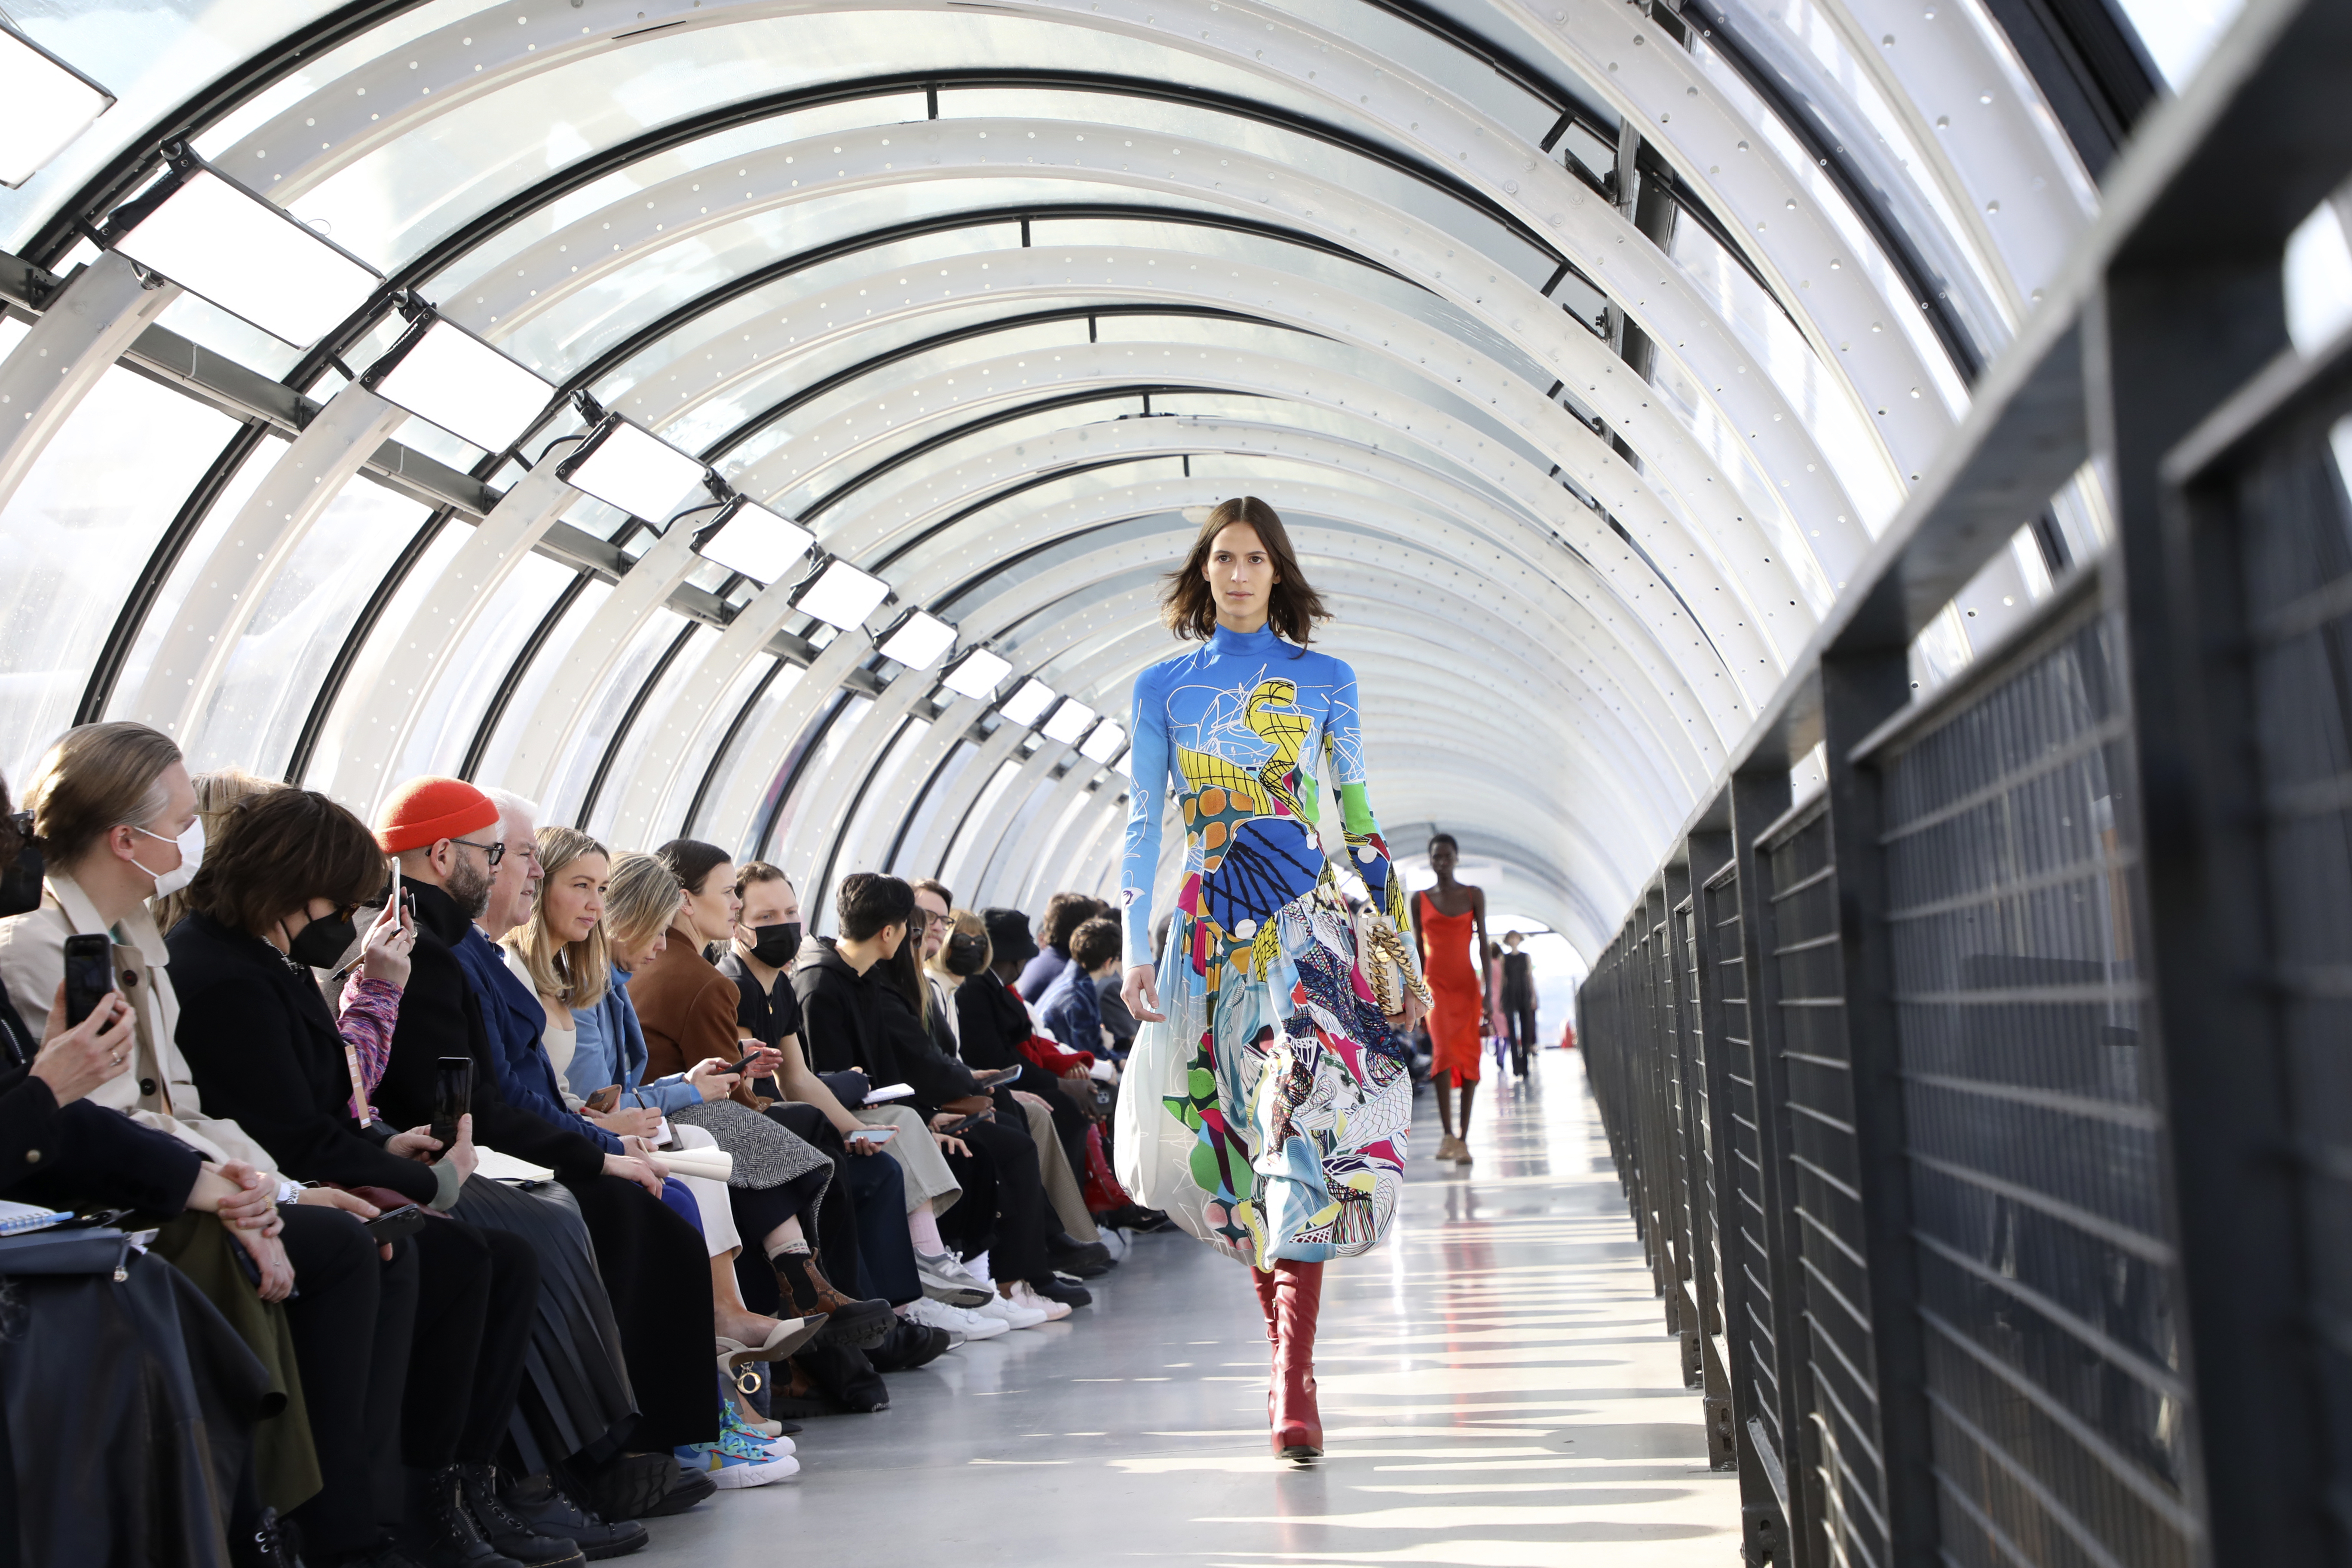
[845,1126,897,1147]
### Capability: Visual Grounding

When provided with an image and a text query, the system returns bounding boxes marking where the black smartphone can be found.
[724,1050,760,1075]
[934,1111,985,1136]
[364,1204,427,1245]
[430,1056,472,1155]
[61,933,114,1028]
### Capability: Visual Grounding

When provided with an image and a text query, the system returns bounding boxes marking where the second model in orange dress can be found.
[1415,890,1482,1086]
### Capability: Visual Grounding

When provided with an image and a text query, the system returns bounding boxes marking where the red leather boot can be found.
[1269,1259,1324,1460]
[1252,1267,1280,1422]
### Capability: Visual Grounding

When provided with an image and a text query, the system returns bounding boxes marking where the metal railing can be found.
[1573,3,2352,1564]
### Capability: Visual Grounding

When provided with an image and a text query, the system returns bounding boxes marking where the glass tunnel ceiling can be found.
[0,0,2149,956]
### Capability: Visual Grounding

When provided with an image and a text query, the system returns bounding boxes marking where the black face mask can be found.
[942,934,990,977]
[743,922,802,968]
[287,912,358,972]
[0,821,42,920]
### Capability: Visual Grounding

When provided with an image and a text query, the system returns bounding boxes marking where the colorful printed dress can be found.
[1119,622,1415,1267]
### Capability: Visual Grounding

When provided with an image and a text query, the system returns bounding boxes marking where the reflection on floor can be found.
[636,1049,1740,1565]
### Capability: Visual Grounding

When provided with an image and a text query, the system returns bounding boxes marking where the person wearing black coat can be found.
[371,777,717,1501]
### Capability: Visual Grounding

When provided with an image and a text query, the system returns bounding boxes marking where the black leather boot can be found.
[454,1461,587,1568]
[404,1466,522,1568]
[496,1471,648,1561]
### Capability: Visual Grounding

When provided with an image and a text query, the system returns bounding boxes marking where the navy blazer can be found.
[450,926,623,1156]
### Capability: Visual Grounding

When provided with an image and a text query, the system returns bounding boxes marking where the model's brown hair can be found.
[1160,496,1329,646]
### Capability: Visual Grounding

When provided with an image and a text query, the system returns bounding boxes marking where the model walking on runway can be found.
[1412,832,1490,1163]
[1118,496,1427,1463]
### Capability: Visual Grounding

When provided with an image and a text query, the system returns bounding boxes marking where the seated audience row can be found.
[0,717,1159,1566]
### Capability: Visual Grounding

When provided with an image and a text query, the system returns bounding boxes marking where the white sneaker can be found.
[914,1248,996,1308]
[978,1290,1049,1331]
[1005,1281,1072,1323]
[904,1294,1009,1340]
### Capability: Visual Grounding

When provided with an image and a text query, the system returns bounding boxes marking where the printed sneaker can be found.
[718,1398,795,1460]
[675,1427,799,1489]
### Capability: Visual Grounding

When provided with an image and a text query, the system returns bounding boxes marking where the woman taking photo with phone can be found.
[162,783,585,1568]
[1117,496,1427,1463]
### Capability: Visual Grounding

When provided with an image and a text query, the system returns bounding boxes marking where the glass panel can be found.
[888,737,977,878]
[758,692,871,879]
[539,608,689,830]
[0,0,354,253]
[469,578,615,790]
[586,622,721,846]
[299,515,466,794]
[939,757,1025,903]
[0,366,239,784]
[106,430,288,719]
[184,479,432,778]
[395,552,575,781]
[689,658,805,846]
[828,715,930,885]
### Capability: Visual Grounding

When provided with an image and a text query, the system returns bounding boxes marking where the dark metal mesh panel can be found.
[1766,801,1888,1568]
[1682,899,1722,1332]
[2240,417,2352,1551]
[1878,607,2199,1568]
[1709,861,1789,1488]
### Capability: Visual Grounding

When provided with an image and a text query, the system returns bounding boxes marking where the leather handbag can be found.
[1355,908,1431,1019]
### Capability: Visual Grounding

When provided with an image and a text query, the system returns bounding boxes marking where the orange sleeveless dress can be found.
[1417,891,1482,1086]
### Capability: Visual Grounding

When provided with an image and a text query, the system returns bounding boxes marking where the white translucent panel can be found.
[183,481,430,778]
[0,367,239,784]
[827,715,931,886]
[2286,197,2352,356]
[887,738,977,878]
[795,559,888,630]
[940,758,1025,901]
[636,652,787,843]
[394,552,574,781]
[759,692,872,879]
[1001,679,1055,727]
[689,659,806,846]
[297,517,466,793]
[942,87,1556,287]
[1017,785,1103,911]
[367,317,555,454]
[0,1,351,251]
[113,166,383,348]
[695,502,811,584]
[1080,720,1127,764]
[542,610,691,831]
[472,175,1230,383]
[0,26,113,190]
[469,579,615,790]
[558,418,708,521]
[105,431,286,719]
[1261,0,1562,146]
[942,649,1010,700]
[582,622,715,845]
[0,318,25,358]
[2113,0,2244,87]
[877,611,955,671]
[1671,217,1908,537]
[1041,699,1095,744]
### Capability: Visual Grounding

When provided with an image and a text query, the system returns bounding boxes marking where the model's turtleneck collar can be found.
[1207,621,1284,657]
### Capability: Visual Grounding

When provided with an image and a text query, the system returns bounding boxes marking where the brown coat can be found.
[629,930,766,1110]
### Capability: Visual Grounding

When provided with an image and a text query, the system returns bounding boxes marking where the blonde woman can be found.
[593,852,894,1354]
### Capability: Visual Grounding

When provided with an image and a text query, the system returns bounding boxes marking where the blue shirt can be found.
[566,966,700,1115]
[1038,958,1104,1054]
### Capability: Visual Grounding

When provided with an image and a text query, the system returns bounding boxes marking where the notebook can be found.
[864,1081,915,1105]
[0,1200,70,1236]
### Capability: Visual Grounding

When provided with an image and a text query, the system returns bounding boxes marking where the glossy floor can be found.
[636,1049,1740,1565]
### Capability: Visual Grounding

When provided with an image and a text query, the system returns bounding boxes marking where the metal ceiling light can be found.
[1042,699,1096,744]
[1000,678,1056,726]
[363,309,554,455]
[1080,720,1128,763]
[792,557,890,630]
[0,27,113,189]
[876,610,957,670]
[106,156,382,349]
[555,413,710,522]
[693,497,813,584]
[942,649,1011,700]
